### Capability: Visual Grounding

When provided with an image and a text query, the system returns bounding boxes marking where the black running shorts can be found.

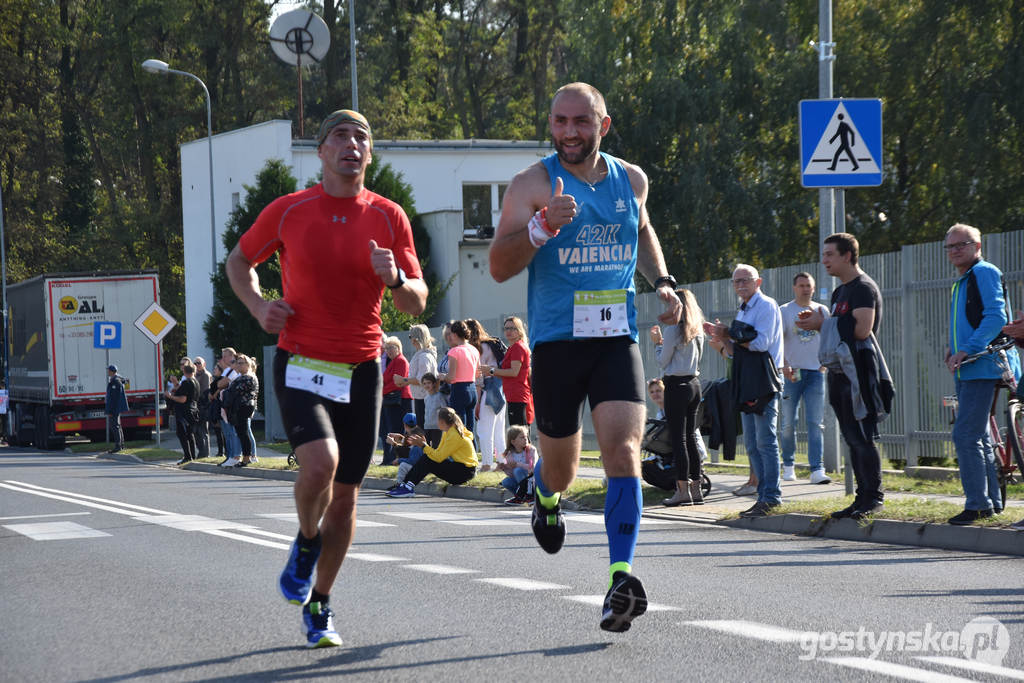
[273,348,382,485]
[530,336,645,439]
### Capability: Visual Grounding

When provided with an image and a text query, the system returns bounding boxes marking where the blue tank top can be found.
[527,152,640,347]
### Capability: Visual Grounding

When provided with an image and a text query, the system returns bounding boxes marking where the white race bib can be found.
[285,355,353,403]
[573,289,629,338]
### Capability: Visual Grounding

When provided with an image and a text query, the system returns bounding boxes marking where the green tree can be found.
[204,159,295,360]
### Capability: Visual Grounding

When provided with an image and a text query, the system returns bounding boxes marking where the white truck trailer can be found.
[6,271,167,449]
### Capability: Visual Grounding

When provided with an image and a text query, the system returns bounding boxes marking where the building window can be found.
[463,183,509,239]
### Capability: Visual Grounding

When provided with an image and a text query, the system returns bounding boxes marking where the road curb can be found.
[721,513,1024,556]
[97,452,144,465]
[140,459,1021,554]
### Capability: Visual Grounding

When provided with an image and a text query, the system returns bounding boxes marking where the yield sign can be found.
[800,99,883,188]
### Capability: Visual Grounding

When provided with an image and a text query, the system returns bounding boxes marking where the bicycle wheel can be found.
[1008,400,1024,475]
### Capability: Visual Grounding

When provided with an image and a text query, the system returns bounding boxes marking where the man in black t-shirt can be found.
[797,232,885,519]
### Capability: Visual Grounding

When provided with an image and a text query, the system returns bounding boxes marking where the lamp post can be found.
[141,59,217,280]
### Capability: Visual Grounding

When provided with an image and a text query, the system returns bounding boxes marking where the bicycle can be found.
[942,337,1024,507]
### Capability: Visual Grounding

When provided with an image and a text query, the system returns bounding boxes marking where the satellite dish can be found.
[269,10,330,67]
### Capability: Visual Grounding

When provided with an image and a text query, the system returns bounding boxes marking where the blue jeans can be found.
[222,419,241,459]
[740,394,782,505]
[780,370,825,470]
[397,446,424,467]
[953,378,1001,512]
[501,466,530,494]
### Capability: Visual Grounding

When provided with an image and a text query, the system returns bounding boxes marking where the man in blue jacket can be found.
[105,365,129,453]
[945,223,1018,525]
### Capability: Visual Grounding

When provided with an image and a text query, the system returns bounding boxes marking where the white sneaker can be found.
[221,456,240,467]
[782,465,797,481]
[809,469,832,484]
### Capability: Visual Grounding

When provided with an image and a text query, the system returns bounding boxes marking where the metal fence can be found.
[264,229,1023,465]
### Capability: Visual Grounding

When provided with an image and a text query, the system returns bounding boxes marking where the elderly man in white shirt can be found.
[706,264,784,517]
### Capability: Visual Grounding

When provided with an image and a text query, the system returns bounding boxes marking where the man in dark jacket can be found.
[105,365,129,452]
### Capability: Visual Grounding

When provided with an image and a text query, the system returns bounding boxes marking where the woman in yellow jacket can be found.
[386,407,479,497]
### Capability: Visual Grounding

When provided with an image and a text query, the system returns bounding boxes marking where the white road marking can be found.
[500,509,674,525]
[0,512,91,521]
[257,513,395,528]
[476,578,570,591]
[446,519,529,526]
[346,552,409,562]
[4,480,170,514]
[822,657,978,682]
[684,620,811,643]
[0,482,167,516]
[132,514,258,532]
[202,529,290,550]
[404,564,479,575]
[3,521,111,541]
[563,595,681,611]
[380,511,463,521]
[916,656,1024,680]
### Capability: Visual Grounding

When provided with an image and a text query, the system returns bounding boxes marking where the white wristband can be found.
[528,209,558,248]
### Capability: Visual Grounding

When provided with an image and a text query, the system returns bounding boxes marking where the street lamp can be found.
[141,59,217,280]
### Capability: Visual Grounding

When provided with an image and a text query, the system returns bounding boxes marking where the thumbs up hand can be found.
[545,176,578,231]
[369,240,399,286]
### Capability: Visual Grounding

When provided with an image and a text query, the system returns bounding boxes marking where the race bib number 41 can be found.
[285,355,353,403]
[573,289,629,338]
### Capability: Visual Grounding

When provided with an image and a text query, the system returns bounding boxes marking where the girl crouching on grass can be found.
[386,407,479,497]
[498,425,536,505]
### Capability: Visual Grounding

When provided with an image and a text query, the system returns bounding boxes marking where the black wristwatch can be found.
[653,275,677,290]
[387,268,407,289]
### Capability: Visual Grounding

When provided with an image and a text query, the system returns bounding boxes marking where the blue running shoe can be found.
[279,533,320,605]
[302,601,343,648]
[600,571,648,633]
[386,482,415,498]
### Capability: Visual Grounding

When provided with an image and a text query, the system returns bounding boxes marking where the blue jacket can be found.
[949,259,1017,381]
[106,374,129,415]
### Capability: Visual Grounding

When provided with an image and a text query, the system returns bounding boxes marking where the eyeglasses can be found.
[731,277,755,284]
[503,326,517,331]
[943,240,977,251]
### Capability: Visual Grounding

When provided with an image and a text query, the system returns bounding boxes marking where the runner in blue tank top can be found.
[489,82,683,633]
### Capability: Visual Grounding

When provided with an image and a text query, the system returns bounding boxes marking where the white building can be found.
[179,119,551,360]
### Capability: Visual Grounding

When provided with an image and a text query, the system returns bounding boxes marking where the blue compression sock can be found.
[533,457,560,507]
[604,476,642,573]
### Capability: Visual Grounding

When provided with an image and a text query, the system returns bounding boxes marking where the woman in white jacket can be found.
[395,324,438,429]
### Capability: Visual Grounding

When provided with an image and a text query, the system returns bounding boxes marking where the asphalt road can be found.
[2,450,1023,682]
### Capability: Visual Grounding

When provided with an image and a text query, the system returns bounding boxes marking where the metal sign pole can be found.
[155,342,161,448]
[105,349,110,444]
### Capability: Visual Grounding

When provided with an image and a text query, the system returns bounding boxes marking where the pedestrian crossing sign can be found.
[799,99,883,188]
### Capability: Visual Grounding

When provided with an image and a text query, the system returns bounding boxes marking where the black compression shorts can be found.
[530,337,645,439]
[273,348,382,485]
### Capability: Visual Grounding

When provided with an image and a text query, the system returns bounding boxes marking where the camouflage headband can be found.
[317,109,372,146]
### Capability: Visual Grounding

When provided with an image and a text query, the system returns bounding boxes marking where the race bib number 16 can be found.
[573,289,629,338]
[285,355,353,403]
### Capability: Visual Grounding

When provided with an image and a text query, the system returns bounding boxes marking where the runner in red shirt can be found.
[226,109,427,648]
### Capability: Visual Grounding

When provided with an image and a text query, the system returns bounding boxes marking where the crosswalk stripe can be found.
[916,656,1024,680]
[563,595,682,611]
[404,564,479,575]
[475,578,570,590]
[684,620,810,643]
[0,482,163,516]
[3,521,111,541]
[822,657,978,682]
[500,509,674,525]
[131,514,258,532]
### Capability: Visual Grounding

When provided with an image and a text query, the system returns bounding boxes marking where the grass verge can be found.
[720,495,1024,528]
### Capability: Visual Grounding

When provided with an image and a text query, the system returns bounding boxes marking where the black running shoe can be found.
[830,503,859,520]
[600,571,648,633]
[531,495,565,554]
